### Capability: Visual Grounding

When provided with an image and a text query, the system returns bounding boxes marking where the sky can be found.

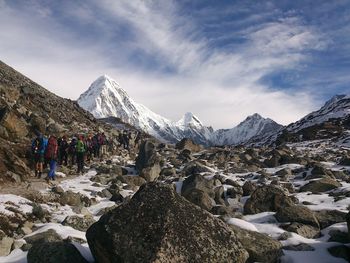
[0,0,349,129]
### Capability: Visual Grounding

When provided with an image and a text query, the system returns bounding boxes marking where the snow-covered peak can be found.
[287,94,350,132]
[212,113,283,145]
[78,75,213,145]
[177,112,204,128]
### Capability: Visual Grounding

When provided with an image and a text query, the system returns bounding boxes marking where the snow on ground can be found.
[0,249,27,263]
[0,165,136,263]
[227,218,258,232]
[296,191,350,212]
[0,195,33,216]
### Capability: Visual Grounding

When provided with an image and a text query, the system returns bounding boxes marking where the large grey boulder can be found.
[24,229,62,245]
[314,210,348,229]
[27,241,88,263]
[86,183,248,263]
[175,138,202,152]
[244,185,295,214]
[299,178,341,193]
[181,173,216,210]
[62,215,96,232]
[229,225,283,263]
[182,161,213,176]
[282,223,320,239]
[275,205,320,228]
[135,140,161,182]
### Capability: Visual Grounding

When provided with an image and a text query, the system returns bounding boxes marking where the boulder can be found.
[139,165,161,182]
[229,225,283,263]
[328,245,350,262]
[299,178,341,193]
[314,210,348,229]
[117,175,146,187]
[175,138,202,152]
[242,181,257,196]
[160,167,176,177]
[244,185,295,214]
[275,205,319,228]
[282,223,320,239]
[24,229,62,245]
[0,230,14,256]
[183,188,214,211]
[135,140,161,182]
[86,183,248,263]
[182,161,212,176]
[283,243,315,251]
[27,241,88,263]
[59,191,83,207]
[181,173,215,201]
[62,215,96,232]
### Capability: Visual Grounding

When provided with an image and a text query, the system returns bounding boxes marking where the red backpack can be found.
[45,136,58,159]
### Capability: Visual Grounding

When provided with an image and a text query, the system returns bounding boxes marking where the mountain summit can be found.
[78,75,212,144]
[211,113,284,145]
[78,75,283,146]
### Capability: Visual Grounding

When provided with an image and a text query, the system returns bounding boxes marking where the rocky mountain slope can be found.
[0,61,119,184]
[78,75,281,146]
[211,113,284,146]
[1,135,350,262]
[272,95,350,146]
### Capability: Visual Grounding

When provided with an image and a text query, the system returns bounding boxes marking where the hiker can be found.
[92,134,100,158]
[59,135,69,166]
[118,132,124,147]
[45,135,58,181]
[99,132,107,159]
[68,137,77,167]
[135,131,142,147]
[76,135,86,174]
[31,132,46,178]
[122,130,130,150]
[86,135,94,163]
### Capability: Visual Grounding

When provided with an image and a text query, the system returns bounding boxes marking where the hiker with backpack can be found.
[99,132,107,159]
[31,132,47,178]
[45,135,58,181]
[76,135,86,174]
[85,134,94,163]
[122,130,130,150]
[68,137,77,167]
[92,134,100,158]
[59,135,69,166]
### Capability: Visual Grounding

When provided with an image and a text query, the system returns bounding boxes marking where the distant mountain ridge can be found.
[78,75,213,145]
[78,75,283,145]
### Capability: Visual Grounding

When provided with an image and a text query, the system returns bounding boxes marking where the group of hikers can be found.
[31,129,137,181]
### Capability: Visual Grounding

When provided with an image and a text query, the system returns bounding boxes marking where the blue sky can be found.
[0,0,349,128]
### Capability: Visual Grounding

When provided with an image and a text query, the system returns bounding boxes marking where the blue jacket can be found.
[32,136,47,154]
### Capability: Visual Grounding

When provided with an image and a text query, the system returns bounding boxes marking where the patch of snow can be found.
[227,218,259,232]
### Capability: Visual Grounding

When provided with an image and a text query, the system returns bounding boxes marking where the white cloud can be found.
[0,0,328,129]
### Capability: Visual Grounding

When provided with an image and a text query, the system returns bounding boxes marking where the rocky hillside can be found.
[0,60,119,184]
[273,95,350,146]
[1,135,350,262]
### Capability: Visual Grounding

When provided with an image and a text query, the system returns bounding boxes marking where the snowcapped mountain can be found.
[77,75,212,144]
[78,75,284,146]
[267,94,350,146]
[211,113,284,146]
[286,95,350,133]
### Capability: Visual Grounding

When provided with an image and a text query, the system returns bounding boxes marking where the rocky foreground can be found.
[0,138,350,263]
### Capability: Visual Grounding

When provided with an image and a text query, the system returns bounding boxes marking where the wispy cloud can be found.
[0,0,348,129]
